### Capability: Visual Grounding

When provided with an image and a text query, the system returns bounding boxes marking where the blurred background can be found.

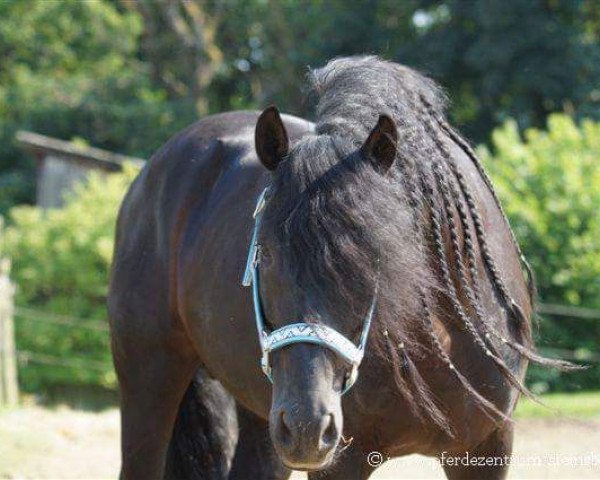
[0,0,599,478]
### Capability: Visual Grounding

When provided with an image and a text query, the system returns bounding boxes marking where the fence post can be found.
[0,258,18,407]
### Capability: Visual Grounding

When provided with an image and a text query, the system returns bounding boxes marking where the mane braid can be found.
[419,164,530,413]
[453,160,528,324]
[419,97,578,372]
[424,101,555,372]
[420,288,511,423]
[422,166,506,420]
[378,329,449,433]
[425,98,537,306]
[430,158,538,402]
[400,349,454,437]
[442,159,577,370]
[417,96,527,328]
[392,139,453,436]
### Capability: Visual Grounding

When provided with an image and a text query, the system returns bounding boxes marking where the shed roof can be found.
[16,130,145,172]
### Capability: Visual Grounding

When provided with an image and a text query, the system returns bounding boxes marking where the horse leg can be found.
[441,425,514,480]
[116,344,197,480]
[307,445,376,480]
[164,368,239,479]
[228,405,292,480]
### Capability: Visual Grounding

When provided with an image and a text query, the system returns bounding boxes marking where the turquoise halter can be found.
[242,188,377,394]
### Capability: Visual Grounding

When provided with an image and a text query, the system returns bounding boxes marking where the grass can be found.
[515,390,600,419]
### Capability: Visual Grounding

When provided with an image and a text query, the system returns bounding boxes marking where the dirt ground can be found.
[1,406,599,479]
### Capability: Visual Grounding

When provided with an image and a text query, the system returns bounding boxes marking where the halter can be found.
[242,187,377,394]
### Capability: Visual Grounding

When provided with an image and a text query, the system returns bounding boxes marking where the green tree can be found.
[126,0,420,116]
[402,0,600,142]
[482,114,600,391]
[0,0,190,213]
[3,0,600,214]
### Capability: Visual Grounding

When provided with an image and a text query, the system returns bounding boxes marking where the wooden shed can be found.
[16,131,145,209]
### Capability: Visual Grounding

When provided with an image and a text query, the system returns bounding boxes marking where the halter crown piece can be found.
[242,187,377,394]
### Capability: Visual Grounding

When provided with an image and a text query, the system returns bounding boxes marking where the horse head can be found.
[249,106,397,470]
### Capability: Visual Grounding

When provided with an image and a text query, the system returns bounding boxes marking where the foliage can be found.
[2,0,600,212]
[402,0,600,142]
[0,165,139,392]
[482,114,600,391]
[0,0,194,213]
[201,0,420,114]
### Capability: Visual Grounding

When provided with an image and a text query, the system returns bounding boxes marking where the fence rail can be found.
[17,350,111,372]
[537,303,600,320]
[15,306,109,332]
[2,271,600,405]
[12,306,112,377]
[539,347,600,364]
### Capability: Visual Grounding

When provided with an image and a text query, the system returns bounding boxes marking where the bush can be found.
[481,114,600,391]
[0,164,139,392]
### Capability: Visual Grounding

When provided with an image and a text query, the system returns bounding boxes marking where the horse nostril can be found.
[320,413,338,449]
[277,411,294,448]
[273,408,339,460]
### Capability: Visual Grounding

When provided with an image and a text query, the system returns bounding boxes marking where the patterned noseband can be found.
[242,188,377,394]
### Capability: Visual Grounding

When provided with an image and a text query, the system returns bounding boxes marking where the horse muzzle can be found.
[268,343,343,471]
[270,403,341,470]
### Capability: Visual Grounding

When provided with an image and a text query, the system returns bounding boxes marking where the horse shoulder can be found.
[108,116,249,344]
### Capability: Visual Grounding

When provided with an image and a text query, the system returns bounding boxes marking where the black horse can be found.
[109,56,570,480]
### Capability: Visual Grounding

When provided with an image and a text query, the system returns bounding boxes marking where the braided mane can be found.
[263,56,575,434]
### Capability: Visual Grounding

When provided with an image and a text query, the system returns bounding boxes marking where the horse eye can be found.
[260,247,272,263]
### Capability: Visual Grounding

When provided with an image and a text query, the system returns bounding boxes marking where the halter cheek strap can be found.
[242,187,377,394]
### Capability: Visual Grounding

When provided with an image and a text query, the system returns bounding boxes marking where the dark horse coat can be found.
[109,57,567,480]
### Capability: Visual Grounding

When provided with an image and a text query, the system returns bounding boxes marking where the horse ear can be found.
[255,105,290,171]
[361,114,397,173]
